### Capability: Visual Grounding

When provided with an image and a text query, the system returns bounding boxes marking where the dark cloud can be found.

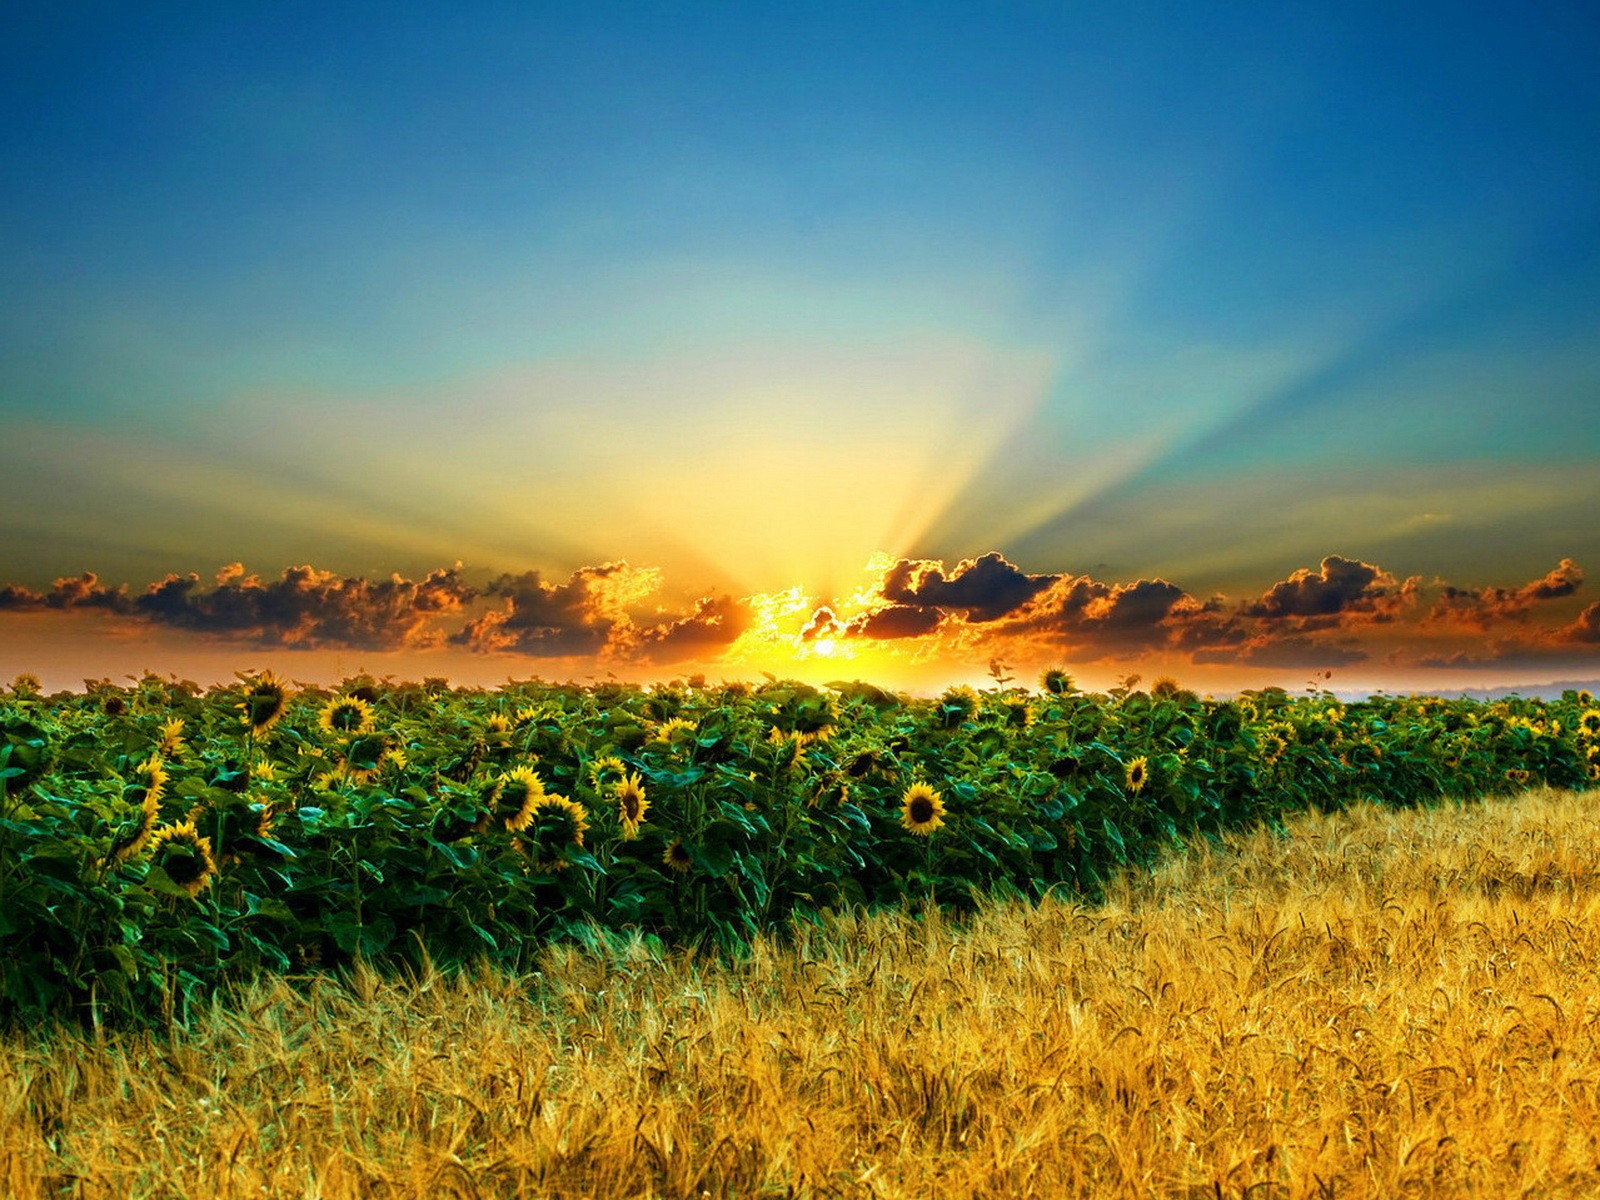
[847,604,944,640]
[1245,556,1397,620]
[878,552,1057,621]
[454,564,640,657]
[634,595,751,662]
[1559,601,1600,644]
[1427,558,1585,628]
[4,552,1595,677]
[0,572,131,612]
[989,574,1221,658]
[135,563,477,649]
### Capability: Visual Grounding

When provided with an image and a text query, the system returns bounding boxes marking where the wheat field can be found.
[6,785,1600,1199]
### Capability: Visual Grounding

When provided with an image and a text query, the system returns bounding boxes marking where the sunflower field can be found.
[2,670,1597,1027]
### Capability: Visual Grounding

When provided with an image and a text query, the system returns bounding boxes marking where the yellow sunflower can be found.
[588,754,628,786]
[1262,734,1289,765]
[1125,756,1150,794]
[844,747,885,778]
[155,717,186,758]
[318,696,375,737]
[1578,709,1600,739]
[652,717,696,744]
[662,839,694,874]
[496,766,545,832]
[148,821,217,897]
[900,782,946,836]
[997,695,1034,729]
[111,763,165,865]
[1039,668,1075,695]
[936,685,979,729]
[792,699,840,746]
[522,793,588,872]
[240,672,290,733]
[484,713,514,748]
[125,753,168,810]
[611,772,650,839]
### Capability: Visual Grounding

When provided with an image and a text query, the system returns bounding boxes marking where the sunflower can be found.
[124,753,168,810]
[340,732,390,783]
[844,748,885,778]
[318,696,375,737]
[611,772,650,839]
[522,793,589,872]
[588,754,628,787]
[484,713,514,748]
[662,839,694,874]
[900,782,946,836]
[792,698,840,746]
[110,764,164,865]
[1589,763,1600,782]
[1125,756,1150,794]
[1578,709,1600,739]
[496,766,545,832]
[312,765,351,792]
[998,695,1033,729]
[148,821,217,897]
[1505,768,1532,786]
[155,717,186,758]
[811,773,850,808]
[936,686,978,729]
[652,717,696,744]
[1039,668,1075,696]
[240,672,290,733]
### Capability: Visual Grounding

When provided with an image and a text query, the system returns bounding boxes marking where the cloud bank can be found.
[3,551,1596,679]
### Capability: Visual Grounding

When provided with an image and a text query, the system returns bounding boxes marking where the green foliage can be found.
[2,673,1596,1027]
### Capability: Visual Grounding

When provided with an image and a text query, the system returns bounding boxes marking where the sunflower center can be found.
[162,845,204,885]
[909,796,935,824]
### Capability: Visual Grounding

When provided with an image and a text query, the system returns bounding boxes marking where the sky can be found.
[3,2,1599,695]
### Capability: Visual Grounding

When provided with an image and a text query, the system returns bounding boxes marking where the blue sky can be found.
[3,3,1599,690]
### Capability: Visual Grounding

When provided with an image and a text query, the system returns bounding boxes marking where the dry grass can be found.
[7,786,1600,1198]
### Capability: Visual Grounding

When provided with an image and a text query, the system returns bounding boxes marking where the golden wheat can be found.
[7,786,1600,1198]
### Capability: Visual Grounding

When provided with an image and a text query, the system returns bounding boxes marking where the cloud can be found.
[878,552,1057,622]
[0,572,131,612]
[3,551,1596,679]
[453,563,656,657]
[134,563,478,649]
[1426,558,1586,628]
[995,575,1217,657]
[633,595,751,662]
[1557,601,1600,645]
[847,604,945,640]
[1244,555,1401,622]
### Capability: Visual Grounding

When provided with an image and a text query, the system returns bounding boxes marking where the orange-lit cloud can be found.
[1425,557,1585,629]
[0,563,475,649]
[3,552,1598,687]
